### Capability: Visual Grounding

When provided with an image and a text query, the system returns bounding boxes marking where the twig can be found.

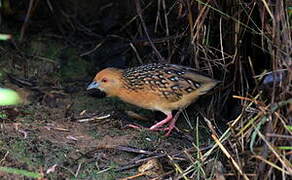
[211,134,250,180]
[134,0,165,62]
[115,146,155,155]
[77,114,111,122]
[74,163,82,177]
[20,0,39,41]
[115,145,212,172]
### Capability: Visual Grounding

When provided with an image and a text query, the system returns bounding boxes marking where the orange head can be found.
[87,68,123,97]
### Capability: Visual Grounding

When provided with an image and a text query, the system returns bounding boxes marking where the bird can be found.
[87,63,219,136]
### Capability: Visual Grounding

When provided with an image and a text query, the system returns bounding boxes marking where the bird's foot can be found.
[164,125,175,136]
[149,126,177,136]
[125,113,177,136]
[125,124,146,130]
[149,113,173,130]
[126,124,175,136]
[126,124,166,131]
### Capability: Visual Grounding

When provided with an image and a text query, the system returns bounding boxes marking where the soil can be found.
[0,52,196,179]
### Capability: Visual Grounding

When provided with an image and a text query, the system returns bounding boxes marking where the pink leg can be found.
[164,116,178,136]
[149,113,173,130]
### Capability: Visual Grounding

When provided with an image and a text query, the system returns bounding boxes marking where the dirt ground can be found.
[0,0,291,179]
[0,50,200,179]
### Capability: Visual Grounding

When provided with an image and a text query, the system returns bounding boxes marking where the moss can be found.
[0,70,7,82]
[58,47,94,81]
[129,130,161,150]
[4,138,42,168]
[0,112,8,119]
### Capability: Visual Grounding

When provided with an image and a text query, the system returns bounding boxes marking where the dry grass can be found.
[0,0,291,179]
[129,0,291,179]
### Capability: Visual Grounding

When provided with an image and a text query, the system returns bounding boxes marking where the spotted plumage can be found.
[121,64,209,102]
[87,63,219,136]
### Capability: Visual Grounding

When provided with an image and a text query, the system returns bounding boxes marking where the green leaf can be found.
[0,34,12,41]
[285,125,292,131]
[277,146,292,150]
[0,166,42,178]
[0,88,21,106]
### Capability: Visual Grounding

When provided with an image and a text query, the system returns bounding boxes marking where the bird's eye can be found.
[101,78,108,83]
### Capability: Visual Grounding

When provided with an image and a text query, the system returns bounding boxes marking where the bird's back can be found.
[118,64,219,113]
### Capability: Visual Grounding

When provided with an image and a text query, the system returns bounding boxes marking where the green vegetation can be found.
[0,0,291,179]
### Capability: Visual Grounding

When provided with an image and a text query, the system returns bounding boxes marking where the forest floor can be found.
[0,37,201,179]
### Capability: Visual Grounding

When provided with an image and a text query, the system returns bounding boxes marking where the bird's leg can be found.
[164,117,178,136]
[149,113,173,130]
[164,108,183,136]
[127,110,183,136]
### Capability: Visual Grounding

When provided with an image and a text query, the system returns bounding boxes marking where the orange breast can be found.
[117,88,171,113]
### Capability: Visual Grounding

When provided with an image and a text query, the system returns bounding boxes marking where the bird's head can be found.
[87,68,123,97]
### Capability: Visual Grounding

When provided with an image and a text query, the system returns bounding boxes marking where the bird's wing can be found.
[149,64,218,102]
[122,64,218,103]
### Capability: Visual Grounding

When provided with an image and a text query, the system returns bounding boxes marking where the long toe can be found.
[150,113,173,130]
[126,124,146,130]
[164,124,176,136]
